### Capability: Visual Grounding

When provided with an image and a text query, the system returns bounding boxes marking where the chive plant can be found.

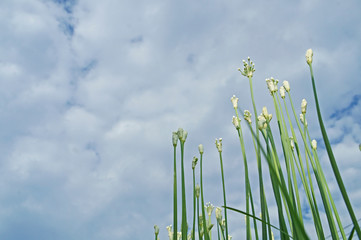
[155,49,359,240]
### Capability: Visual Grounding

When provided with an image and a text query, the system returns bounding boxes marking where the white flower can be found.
[192,156,198,169]
[154,225,159,236]
[290,137,295,150]
[195,184,200,198]
[257,115,267,130]
[306,49,313,65]
[177,128,188,143]
[172,131,178,147]
[215,207,222,223]
[311,139,317,150]
[279,86,286,99]
[198,144,204,154]
[301,99,307,114]
[300,114,308,126]
[283,80,290,92]
[231,95,239,109]
[239,57,255,77]
[265,77,279,94]
[262,106,272,122]
[228,236,233,240]
[215,138,223,152]
[244,110,252,124]
[205,202,214,217]
[177,232,181,240]
[232,116,240,129]
[167,225,173,240]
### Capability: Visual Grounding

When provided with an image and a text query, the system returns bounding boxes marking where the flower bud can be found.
[290,137,295,150]
[280,86,286,98]
[167,225,173,240]
[154,225,159,236]
[215,207,222,223]
[177,232,181,240]
[195,184,200,198]
[205,202,214,217]
[192,156,198,169]
[230,95,239,109]
[262,106,272,122]
[301,99,307,114]
[172,131,179,147]
[232,116,240,129]
[306,49,313,65]
[244,110,252,124]
[266,77,279,94]
[300,114,308,126]
[311,139,317,150]
[215,138,223,152]
[257,115,267,130]
[283,80,290,92]
[198,144,204,154]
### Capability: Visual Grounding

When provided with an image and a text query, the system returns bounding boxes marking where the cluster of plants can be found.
[154,49,360,240]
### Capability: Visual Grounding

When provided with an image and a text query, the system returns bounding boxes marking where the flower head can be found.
[301,99,307,114]
[205,202,214,217]
[238,57,256,77]
[311,139,317,150]
[232,116,240,129]
[283,80,290,92]
[215,138,223,152]
[306,49,313,65]
[290,137,295,150]
[195,184,200,198]
[215,207,222,224]
[244,110,252,124]
[172,132,178,147]
[167,225,173,240]
[280,86,286,99]
[231,95,239,109]
[266,77,279,95]
[177,128,188,143]
[262,106,272,122]
[257,115,267,130]
[300,114,308,126]
[192,156,198,169]
[154,225,159,236]
[198,144,204,154]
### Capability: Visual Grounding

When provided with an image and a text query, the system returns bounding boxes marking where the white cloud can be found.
[0,0,360,239]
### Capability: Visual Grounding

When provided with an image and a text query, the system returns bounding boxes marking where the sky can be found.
[0,0,361,239]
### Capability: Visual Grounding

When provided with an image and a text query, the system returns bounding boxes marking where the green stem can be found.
[308,63,361,238]
[200,152,210,240]
[174,145,178,240]
[219,152,229,240]
[180,142,187,240]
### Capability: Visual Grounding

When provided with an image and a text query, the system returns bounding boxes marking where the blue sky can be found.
[0,0,361,239]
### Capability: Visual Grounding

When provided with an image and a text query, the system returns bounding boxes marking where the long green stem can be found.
[200,152,210,240]
[180,142,187,240]
[219,152,229,240]
[173,145,178,240]
[192,169,196,240]
[308,63,361,238]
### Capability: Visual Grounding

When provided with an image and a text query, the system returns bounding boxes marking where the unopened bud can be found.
[311,139,317,150]
[231,95,239,109]
[306,49,313,65]
[192,156,198,169]
[232,116,240,129]
[215,138,223,152]
[283,80,290,92]
[280,86,286,98]
[198,144,204,154]
[301,99,307,114]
